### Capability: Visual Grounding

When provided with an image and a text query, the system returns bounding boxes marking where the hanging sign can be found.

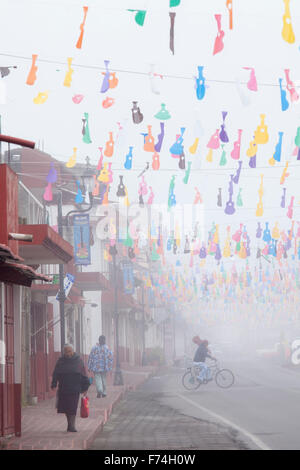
[56,273,75,300]
[73,214,91,265]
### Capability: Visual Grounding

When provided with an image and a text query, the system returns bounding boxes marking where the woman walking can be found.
[51,344,90,432]
[88,335,113,398]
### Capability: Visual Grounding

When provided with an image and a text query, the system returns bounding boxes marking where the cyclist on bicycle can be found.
[192,337,216,383]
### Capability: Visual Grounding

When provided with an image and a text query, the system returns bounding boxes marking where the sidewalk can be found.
[0,365,157,451]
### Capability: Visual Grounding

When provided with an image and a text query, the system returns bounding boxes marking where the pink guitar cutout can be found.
[287,196,294,219]
[243,67,257,92]
[194,187,202,204]
[213,14,225,55]
[230,129,243,160]
[284,69,299,102]
[207,129,220,149]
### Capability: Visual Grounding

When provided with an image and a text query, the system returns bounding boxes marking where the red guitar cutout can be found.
[76,6,88,49]
[213,14,225,55]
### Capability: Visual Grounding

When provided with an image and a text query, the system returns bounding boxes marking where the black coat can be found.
[51,353,90,394]
[193,343,212,363]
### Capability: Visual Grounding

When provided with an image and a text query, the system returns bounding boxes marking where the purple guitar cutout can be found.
[233,161,242,184]
[155,122,165,152]
[101,60,110,93]
[220,111,229,143]
[224,175,235,215]
[249,155,256,168]
[256,222,262,238]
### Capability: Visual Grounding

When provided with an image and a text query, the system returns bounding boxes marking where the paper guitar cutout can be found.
[213,14,225,55]
[287,196,294,219]
[132,101,143,124]
[231,129,242,160]
[243,67,257,91]
[155,122,165,152]
[281,187,287,208]
[254,114,269,144]
[220,112,229,143]
[284,69,299,102]
[169,12,176,55]
[233,161,242,184]
[256,174,264,217]
[127,9,147,26]
[189,138,199,155]
[33,91,48,104]
[195,66,206,100]
[124,146,133,169]
[102,97,115,109]
[46,162,57,183]
[75,180,84,204]
[170,128,185,155]
[26,54,38,85]
[183,162,191,183]
[82,113,92,143]
[43,183,53,202]
[279,78,289,111]
[76,6,88,49]
[66,147,77,168]
[104,132,114,157]
[224,174,235,215]
[226,0,233,30]
[282,0,295,44]
[194,187,202,204]
[273,131,284,162]
[219,144,227,166]
[72,94,84,104]
[155,103,171,120]
[117,176,126,197]
[63,58,74,87]
[280,161,289,184]
[101,60,110,94]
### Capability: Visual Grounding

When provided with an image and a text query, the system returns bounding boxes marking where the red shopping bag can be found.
[80,396,89,418]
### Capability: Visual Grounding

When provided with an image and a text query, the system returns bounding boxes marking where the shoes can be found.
[97,392,107,398]
[67,415,77,432]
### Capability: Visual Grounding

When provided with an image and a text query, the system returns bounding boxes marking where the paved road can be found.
[91,354,300,451]
[90,368,248,451]
[156,355,300,451]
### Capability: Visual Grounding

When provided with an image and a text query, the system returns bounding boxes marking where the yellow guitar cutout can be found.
[63,58,74,87]
[246,137,257,157]
[282,0,295,44]
[66,147,77,168]
[254,114,269,144]
[206,148,213,162]
[272,222,280,240]
[223,226,231,257]
[189,138,199,155]
[256,174,264,217]
[33,91,49,104]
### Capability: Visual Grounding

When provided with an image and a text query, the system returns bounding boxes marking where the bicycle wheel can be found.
[215,369,234,388]
[182,370,201,390]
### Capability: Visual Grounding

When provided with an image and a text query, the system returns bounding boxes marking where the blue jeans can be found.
[94,372,107,395]
[193,362,210,381]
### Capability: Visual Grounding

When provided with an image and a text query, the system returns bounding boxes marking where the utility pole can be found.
[57,190,66,353]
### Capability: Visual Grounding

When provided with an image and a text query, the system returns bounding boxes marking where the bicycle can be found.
[182,359,234,390]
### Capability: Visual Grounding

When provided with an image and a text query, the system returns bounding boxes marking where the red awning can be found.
[18,224,74,265]
[0,261,51,287]
[102,290,138,312]
[74,271,110,291]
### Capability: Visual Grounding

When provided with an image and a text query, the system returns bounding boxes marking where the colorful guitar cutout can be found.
[194,187,202,204]
[183,162,191,184]
[273,131,284,162]
[232,224,243,242]
[97,147,104,171]
[72,94,84,104]
[82,113,92,143]
[92,175,100,196]
[108,72,118,89]
[169,12,176,55]
[104,132,114,157]
[246,135,257,158]
[155,103,171,120]
[132,101,143,124]
[236,188,243,207]
[66,147,77,168]
[107,163,113,184]
[75,181,84,204]
[117,176,126,197]
[43,183,53,202]
[243,67,257,91]
[284,69,299,102]
[219,144,227,166]
[231,129,243,160]
[170,128,185,155]
[97,163,109,183]
[256,174,264,217]
[263,223,271,243]
[195,66,206,100]
[76,6,88,49]
[287,196,294,219]
[282,0,295,44]
[213,14,225,55]
[217,188,222,207]
[281,187,287,208]
[178,152,186,170]
[152,151,160,170]
[33,91,48,104]
[207,129,220,149]
[155,122,165,152]
[256,222,262,238]
[233,160,242,184]
[254,114,269,144]
[102,97,115,109]
[124,146,133,170]
[46,162,57,184]
[147,186,154,204]
[220,111,229,143]
[280,161,289,184]
[63,58,74,87]
[272,222,280,240]
[226,0,233,30]
[224,174,235,215]
[144,125,155,152]
[127,9,147,26]
[279,78,289,111]
[101,60,110,93]
[223,226,231,257]
[26,54,38,85]
[189,138,199,155]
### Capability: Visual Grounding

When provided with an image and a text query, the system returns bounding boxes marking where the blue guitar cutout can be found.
[124,146,133,170]
[170,127,185,155]
[75,180,84,204]
[273,132,284,162]
[195,66,206,100]
[279,78,289,111]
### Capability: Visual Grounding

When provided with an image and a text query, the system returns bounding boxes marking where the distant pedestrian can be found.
[51,344,90,432]
[88,335,113,398]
